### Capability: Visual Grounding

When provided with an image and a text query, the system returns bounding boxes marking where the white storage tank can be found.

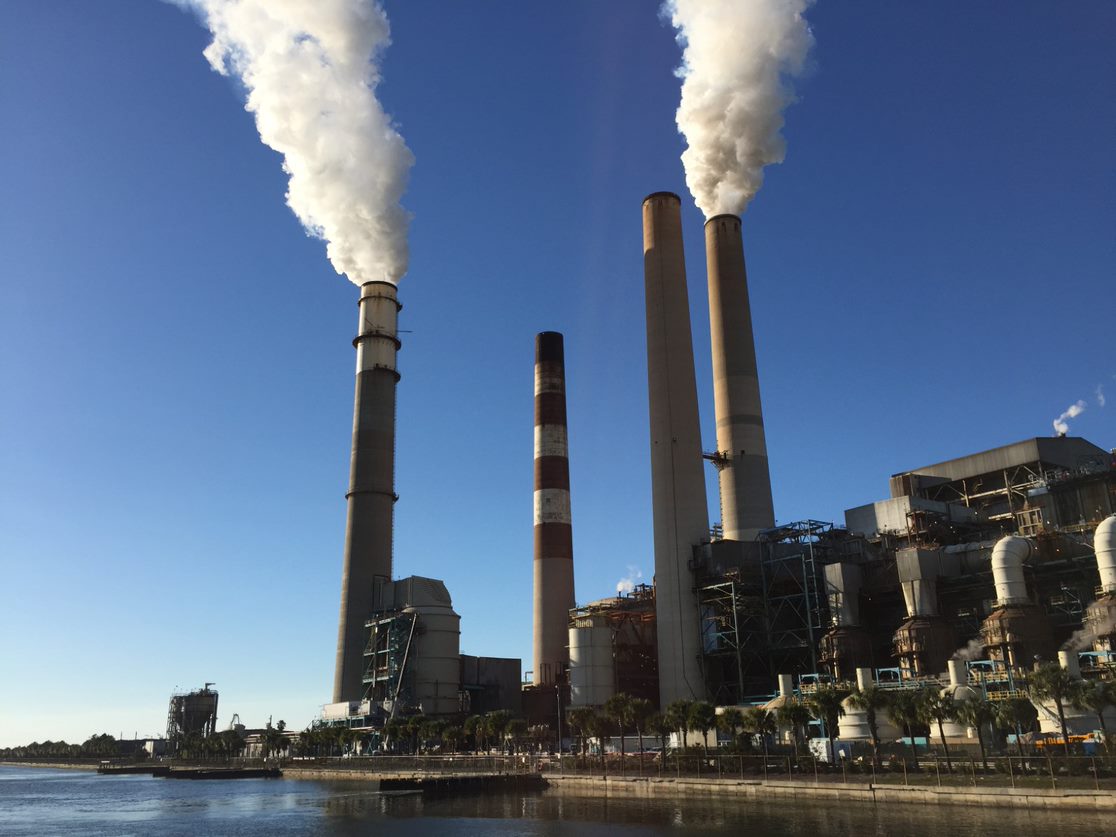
[569,611,614,707]
[394,577,462,716]
[838,667,901,742]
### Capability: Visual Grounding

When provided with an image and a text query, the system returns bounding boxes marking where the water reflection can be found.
[1,767,1113,837]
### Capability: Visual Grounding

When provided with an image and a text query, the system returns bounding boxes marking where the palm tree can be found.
[994,697,1037,757]
[717,707,745,750]
[405,715,425,754]
[845,686,890,766]
[806,685,848,765]
[629,698,655,757]
[505,719,529,754]
[776,701,813,759]
[1070,679,1115,752]
[665,700,694,749]
[1027,663,1076,756]
[688,702,717,755]
[604,693,634,759]
[566,707,596,757]
[887,689,923,767]
[442,725,463,754]
[917,688,956,773]
[463,715,483,753]
[953,698,997,771]
[485,710,513,753]
[648,712,673,756]
[744,707,776,759]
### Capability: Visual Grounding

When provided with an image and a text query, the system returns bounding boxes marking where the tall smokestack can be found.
[705,215,775,540]
[642,192,709,704]
[533,332,576,686]
[333,280,400,703]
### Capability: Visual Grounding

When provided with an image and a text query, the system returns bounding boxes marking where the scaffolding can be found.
[362,610,417,718]
[697,520,852,703]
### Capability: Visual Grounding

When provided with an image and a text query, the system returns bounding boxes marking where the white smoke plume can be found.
[1062,605,1116,652]
[951,636,985,662]
[1097,385,1106,408]
[617,565,644,595]
[1052,400,1087,436]
[666,0,815,217]
[181,0,413,284]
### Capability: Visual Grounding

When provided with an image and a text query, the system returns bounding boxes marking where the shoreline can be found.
[6,761,1115,811]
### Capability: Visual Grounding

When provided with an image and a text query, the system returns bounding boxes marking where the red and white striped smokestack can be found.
[333,280,400,703]
[643,192,709,704]
[533,331,575,686]
[705,214,775,541]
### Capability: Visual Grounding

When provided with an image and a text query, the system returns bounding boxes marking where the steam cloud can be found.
[1062,605,1116,652]
[951,636,985,662]
[1052,400,1087,435]
[667,0,814,217]
[1097,385,1107,408]
[617,565,644,595]
[183,0,413,284]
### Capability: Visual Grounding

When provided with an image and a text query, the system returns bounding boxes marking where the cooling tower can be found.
[642,192,709,704]
[705,214,775,541]
[333,280,400,703]
[533,331,576,685]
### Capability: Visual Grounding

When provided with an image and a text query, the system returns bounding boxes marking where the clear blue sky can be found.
[1,1,1112,747]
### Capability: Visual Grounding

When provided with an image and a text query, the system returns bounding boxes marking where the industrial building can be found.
[166,684,219,750]
[557,192,1114,746]
[319,191,1113,754]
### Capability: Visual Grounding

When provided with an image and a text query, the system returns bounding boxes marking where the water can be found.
[1,766,1111,836]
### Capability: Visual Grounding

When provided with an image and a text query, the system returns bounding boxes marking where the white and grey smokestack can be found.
[705,214,775,540]
[642,192,709,704]
[333,280,400,703]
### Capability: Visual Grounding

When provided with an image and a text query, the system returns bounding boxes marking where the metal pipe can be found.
[642,192,709,704]
[1096,515,1116,594]
[991,535,1032,607]
[533,331,575,686]
[704,214,775,541]
[333,280,400,703]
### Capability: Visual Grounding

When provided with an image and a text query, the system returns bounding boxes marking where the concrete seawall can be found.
[543,774,1116,811]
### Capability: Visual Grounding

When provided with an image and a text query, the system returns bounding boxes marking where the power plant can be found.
[318,193,1114,755]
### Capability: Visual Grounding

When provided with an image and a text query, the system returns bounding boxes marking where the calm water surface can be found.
[1,766,1111,836]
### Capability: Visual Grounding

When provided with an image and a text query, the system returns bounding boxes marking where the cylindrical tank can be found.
[941,660,980,737]
[569,613,615,707]
[642,192,709,705]
[838,668,901,742]
[404,599,461,716]
[991,536,1033,606]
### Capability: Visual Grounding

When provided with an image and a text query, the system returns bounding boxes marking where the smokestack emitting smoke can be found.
[705,214,776,540]
[667,0,814,217]
[185,0,413,283]
[643,192,709,704]
[181,1,414,704]
[533,332,575,686]
[1052,399,1087,435]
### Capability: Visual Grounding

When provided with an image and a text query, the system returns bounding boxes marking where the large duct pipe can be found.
[642,192,709,704]
[333,280,400,703]
[705,215,775,541]
[1096,515,1116,594]
[533,332,575,686]
[991,535,1033,607]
